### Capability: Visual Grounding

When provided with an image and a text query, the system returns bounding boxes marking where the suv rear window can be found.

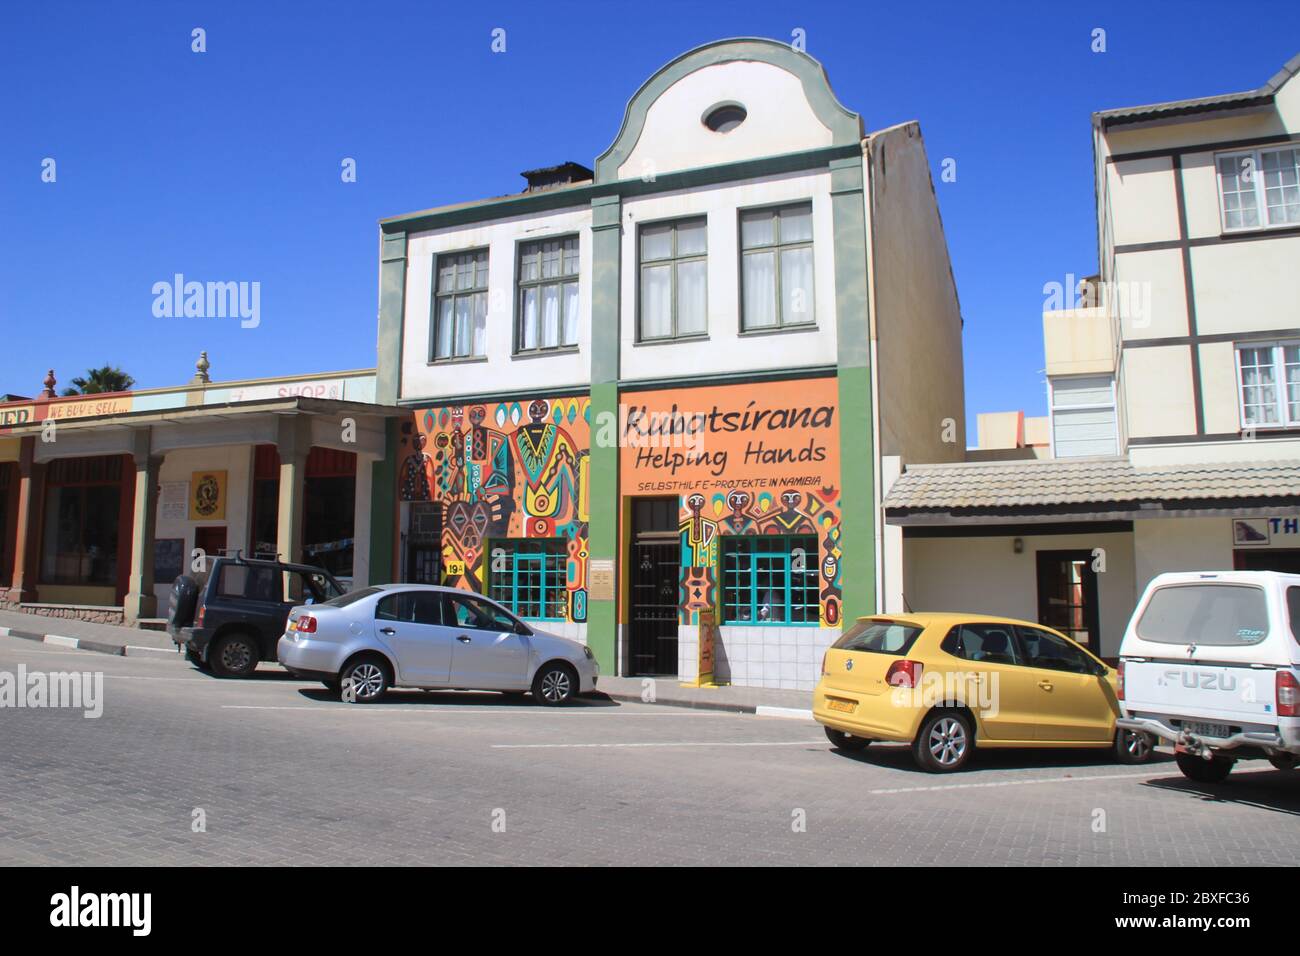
[833,619,924,656]
[1289,587,1300,644]
[1136,584,1269,646]
[216,564,281,602]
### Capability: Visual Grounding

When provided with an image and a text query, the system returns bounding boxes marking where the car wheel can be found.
[532,662,577,706]
[1114,728,1155,764]
[1175,752,1234,783]
[339,657,389,704]
[209,633,259,678]
[912,710,973,773]
[824,727,871,751]
[1268,753,1297,771]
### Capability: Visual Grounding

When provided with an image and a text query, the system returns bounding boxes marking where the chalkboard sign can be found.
[153,538,184,585]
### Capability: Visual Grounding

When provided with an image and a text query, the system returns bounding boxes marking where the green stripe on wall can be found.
[368,417,398,586]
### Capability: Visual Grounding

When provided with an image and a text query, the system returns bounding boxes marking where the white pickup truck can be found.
[1116,570,1300,783]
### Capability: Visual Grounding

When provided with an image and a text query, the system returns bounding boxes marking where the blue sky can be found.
[2,0,1297,439]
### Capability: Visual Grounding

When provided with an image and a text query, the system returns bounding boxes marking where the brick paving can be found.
[0,634,1297,866]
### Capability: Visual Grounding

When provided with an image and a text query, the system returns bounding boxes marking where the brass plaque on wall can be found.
[588,558,615,601]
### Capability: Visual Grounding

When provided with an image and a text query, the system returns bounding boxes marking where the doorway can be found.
[405,502,442,584]
[1234,548,1300,574]
[1035,549,1100,650]
[194,526,228,565]
[628,497,680,676]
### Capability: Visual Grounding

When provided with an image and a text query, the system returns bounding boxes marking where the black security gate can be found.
[629,498,680,676]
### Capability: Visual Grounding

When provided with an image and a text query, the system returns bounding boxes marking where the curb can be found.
[596,687,814,720]
[1,625,128,657]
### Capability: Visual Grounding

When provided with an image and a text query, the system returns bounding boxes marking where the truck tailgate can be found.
[1125,659,1276,723]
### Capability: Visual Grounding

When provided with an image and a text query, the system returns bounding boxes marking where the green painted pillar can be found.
[586,194,622,671]
[376,230,407,406]
[830,156,876,623]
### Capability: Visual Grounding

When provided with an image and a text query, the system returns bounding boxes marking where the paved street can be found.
[0,633,1297,867]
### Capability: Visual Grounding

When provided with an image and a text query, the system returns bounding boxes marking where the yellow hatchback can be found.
[813,613,1156,772]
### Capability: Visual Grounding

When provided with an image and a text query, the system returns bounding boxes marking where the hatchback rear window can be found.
[833,619,924,656]
[1136,584,1269,646]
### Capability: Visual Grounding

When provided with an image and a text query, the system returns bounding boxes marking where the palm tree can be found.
[61,366,135,395]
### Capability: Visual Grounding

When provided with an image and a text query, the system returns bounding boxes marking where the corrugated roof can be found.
[884,456,1300,512]
[1094,52,1299,128]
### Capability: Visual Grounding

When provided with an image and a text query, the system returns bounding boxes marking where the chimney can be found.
[520,162,594,193]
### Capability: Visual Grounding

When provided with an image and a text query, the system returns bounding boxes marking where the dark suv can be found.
[168,555,347,677]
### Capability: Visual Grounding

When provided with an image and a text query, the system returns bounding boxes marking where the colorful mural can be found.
[619,377,843,627]
[399,396,591,622]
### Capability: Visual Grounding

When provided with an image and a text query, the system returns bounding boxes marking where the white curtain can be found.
[520,287,538,350]
[541,284,560,348]
[676,260,706,335]
[641,265,671,338]
[562,282,579,346]
[781,247,814,324]
[742,251,776,329]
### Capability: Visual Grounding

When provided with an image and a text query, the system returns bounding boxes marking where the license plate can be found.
[826,697,856,714]
[1185,721,1230,738]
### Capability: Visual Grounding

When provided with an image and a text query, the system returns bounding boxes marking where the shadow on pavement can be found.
[1140,769,1300,816]
[293,686,622,708]
[828,741,1177,774]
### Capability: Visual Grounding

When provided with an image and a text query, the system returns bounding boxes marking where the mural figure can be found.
[408,397,590,623]
[399,433,431,501]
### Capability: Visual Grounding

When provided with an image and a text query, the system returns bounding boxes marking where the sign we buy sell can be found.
[0,395,133,430]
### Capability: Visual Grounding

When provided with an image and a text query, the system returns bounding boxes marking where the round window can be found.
[702,103,747,133]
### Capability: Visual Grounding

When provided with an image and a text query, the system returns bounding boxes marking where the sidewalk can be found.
[0,607,815,717]
[0,609,178,657]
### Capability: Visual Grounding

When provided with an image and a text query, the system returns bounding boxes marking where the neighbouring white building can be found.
[883,53,1300,659]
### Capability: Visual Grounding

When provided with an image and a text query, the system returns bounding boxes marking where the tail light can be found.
[885,660,923,688]
[296,615,318,635]
[195,605,205,627]
[1278,671,1299,718]
[1117,660,1125,701]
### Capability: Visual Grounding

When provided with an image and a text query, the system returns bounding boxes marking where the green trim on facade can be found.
[595,37,864,182]
[368,418,397,586]
[586,382,619,672]
[376,232,408,405]
[379,145,859,237]
[585,192,622,672]
[829,156,876,623]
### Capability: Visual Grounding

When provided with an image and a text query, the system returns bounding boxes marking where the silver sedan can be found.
[276,584,598,705]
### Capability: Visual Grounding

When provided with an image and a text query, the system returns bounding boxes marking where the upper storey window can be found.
[740,203,815,331]
[638,218,708,341]
[517,236,579,353]
[1216,146,1300,231]
[432,250,488,361]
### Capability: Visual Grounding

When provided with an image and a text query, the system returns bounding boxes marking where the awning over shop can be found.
[884,456,1300,526]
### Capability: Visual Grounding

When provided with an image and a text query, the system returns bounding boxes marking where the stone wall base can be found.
[0,601,126,626]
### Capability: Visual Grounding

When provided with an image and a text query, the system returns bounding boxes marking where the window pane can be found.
[1137,584,1269,646]
[1263,148,1300,225]
[541,283,560,348]
[437,260,456,292]
[676,219,707,256]
[676,259,707,335]
[1238,346,1279,425]
[520,287,538,351]
[471,292,487,356]
[641,224,672,261]
[1217,155,1261,229]
[474,251,489,288]
[780,246,815,325]
[743,252,777,329]
[780,204,813,242]
[640,264,672,338]
[541,241,562,279]
[1286,345,1300,423]
[740,210,774,248]
[561,281,579,346]
[435,297,453,358]
[456,256,475,291]
[562,237,580,276]
[520,247,540,283]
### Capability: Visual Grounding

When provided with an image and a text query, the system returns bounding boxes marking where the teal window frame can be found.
[721,534,819,626]
[487,538,567,621]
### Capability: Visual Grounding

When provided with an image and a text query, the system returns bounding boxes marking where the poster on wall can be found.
[189,470,227,521]
[160,481,189,521]
[619,376,843,628]
[1233,516,1300,548]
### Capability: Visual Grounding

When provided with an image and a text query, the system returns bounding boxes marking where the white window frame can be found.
[1234,341,1300,430]
[1047,374,1118,458]
[1215,145,1300,233]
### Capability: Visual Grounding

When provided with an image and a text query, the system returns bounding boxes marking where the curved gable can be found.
[596,37,862,183]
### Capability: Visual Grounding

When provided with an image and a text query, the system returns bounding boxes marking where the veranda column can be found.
[276,416,311,565]
[123,427,161,624]
[7,436,43,604]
